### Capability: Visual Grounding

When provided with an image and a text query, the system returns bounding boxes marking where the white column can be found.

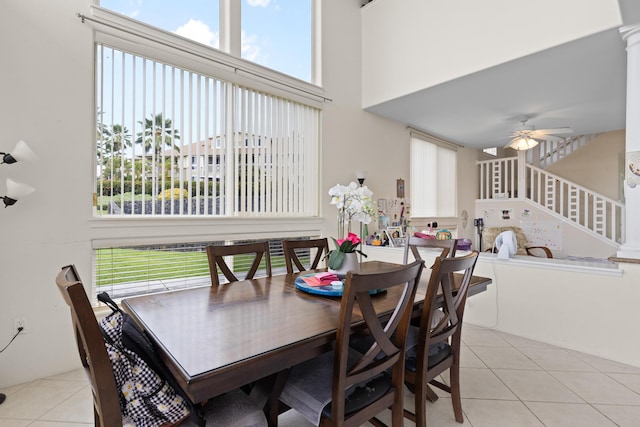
[219,0,241,57]
[618,24,640,259]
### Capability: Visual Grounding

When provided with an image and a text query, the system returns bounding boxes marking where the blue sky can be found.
[100,0,311,81]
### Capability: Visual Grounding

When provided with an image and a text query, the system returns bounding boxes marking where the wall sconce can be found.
[2,178,35,207]
[356,171,366,186]
[1,140,36,207]
[1,140,37,164]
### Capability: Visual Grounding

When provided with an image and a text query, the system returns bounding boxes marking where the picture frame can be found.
[396,179,405,198]
[386,226,404,247]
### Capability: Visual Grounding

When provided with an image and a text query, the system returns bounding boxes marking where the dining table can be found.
[121,260,491,407]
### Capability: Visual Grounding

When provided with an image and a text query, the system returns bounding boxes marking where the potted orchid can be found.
[328,232,367,270]
[327,182,375,271]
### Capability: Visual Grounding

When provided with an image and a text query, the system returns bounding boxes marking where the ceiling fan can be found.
[504,117,573,150]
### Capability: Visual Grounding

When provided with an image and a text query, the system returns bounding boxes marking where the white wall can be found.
[361,0,623,107]
[547,130,625,201]
[1,0,96,388]
[365,246,640,368]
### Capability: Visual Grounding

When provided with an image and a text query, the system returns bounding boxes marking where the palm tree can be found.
[103,124,132,154]
[97,123,132,181]
[135,113,180,158]
[135,114,181,195]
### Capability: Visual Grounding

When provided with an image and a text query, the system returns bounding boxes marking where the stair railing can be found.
[477,157,624,244]
[529,134,598,168]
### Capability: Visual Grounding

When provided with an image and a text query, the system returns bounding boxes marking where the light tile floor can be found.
[2,325,640,426]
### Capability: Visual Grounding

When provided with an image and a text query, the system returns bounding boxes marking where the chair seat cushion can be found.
[279,349,391,425]
[405,325,452,373]
[321,370,391,420]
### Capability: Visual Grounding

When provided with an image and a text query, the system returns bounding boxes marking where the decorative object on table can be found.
[386,226,405,247]
[328,181,375,271]
[435,229,452,240]
[456,238,472,251]
[328,181,375,238]
[294,272,386,297]
[328,233,365,276]
[0,140,37,208]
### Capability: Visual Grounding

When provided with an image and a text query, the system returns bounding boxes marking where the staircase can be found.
[528,134,599,169]
[477,154,624,246]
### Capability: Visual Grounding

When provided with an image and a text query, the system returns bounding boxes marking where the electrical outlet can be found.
[14,317,27,334]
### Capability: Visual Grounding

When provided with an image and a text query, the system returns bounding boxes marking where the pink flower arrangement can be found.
[328,232,367,269]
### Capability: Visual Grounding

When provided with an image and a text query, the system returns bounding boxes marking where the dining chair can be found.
[403,235,458,264]
[403,251,479,427]
[55,264,268,427]
[206,241,272,287]
[282,238,329,273]
[277,260,425,427]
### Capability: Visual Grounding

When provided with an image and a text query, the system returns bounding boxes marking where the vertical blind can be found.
[410,134,458,217]
[95,44,319,217]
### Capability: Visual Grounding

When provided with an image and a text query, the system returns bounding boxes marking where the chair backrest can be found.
[55,265,122,427]
[403,235,458,264]
[206,241,272,286]
[282,238,329,273]
[330,260,425,425]
[419,251,479,364]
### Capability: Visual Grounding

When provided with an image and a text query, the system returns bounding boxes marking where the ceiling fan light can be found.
[509,136,539,150]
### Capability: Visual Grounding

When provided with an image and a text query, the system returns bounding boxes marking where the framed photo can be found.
[386,226,404,247]
[396,179,405,198]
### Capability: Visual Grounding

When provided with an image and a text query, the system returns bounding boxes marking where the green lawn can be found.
[96,247,287,287]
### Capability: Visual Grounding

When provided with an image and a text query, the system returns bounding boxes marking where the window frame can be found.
[88,5,324,295]
[409,129,459,219]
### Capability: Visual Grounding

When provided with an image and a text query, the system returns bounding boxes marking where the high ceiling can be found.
[364,1,640,150]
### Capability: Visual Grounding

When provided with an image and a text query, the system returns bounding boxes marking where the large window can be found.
[89,3,322,302]
[96,44,319,217]
[241,0,312,82]
[99,0,312,83]
[410,132,458,218]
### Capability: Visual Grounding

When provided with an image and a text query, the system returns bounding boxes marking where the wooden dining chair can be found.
[403,252,479,427]
[277,260,425,427]
[206,241,272,287]
[403,236,458,264]
[55,264,268,427]
[282,238,329,273]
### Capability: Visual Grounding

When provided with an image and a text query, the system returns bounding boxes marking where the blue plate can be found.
[294,273,385,297]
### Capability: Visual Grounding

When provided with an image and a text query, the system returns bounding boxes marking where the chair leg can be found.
[391,393,405,427]
[414,378,428,427]
[425,384,439,402]
[449,365,463,423]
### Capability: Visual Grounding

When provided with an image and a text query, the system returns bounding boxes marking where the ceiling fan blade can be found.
[531,127,573,136]
[539,134,564,143]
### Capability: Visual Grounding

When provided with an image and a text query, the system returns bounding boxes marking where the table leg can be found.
[248,369,291,427]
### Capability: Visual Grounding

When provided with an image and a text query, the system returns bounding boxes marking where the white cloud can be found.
[247,0,271,7]
[174,19,219,48]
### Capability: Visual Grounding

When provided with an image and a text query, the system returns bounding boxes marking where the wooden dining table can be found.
[121,261,491,405]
